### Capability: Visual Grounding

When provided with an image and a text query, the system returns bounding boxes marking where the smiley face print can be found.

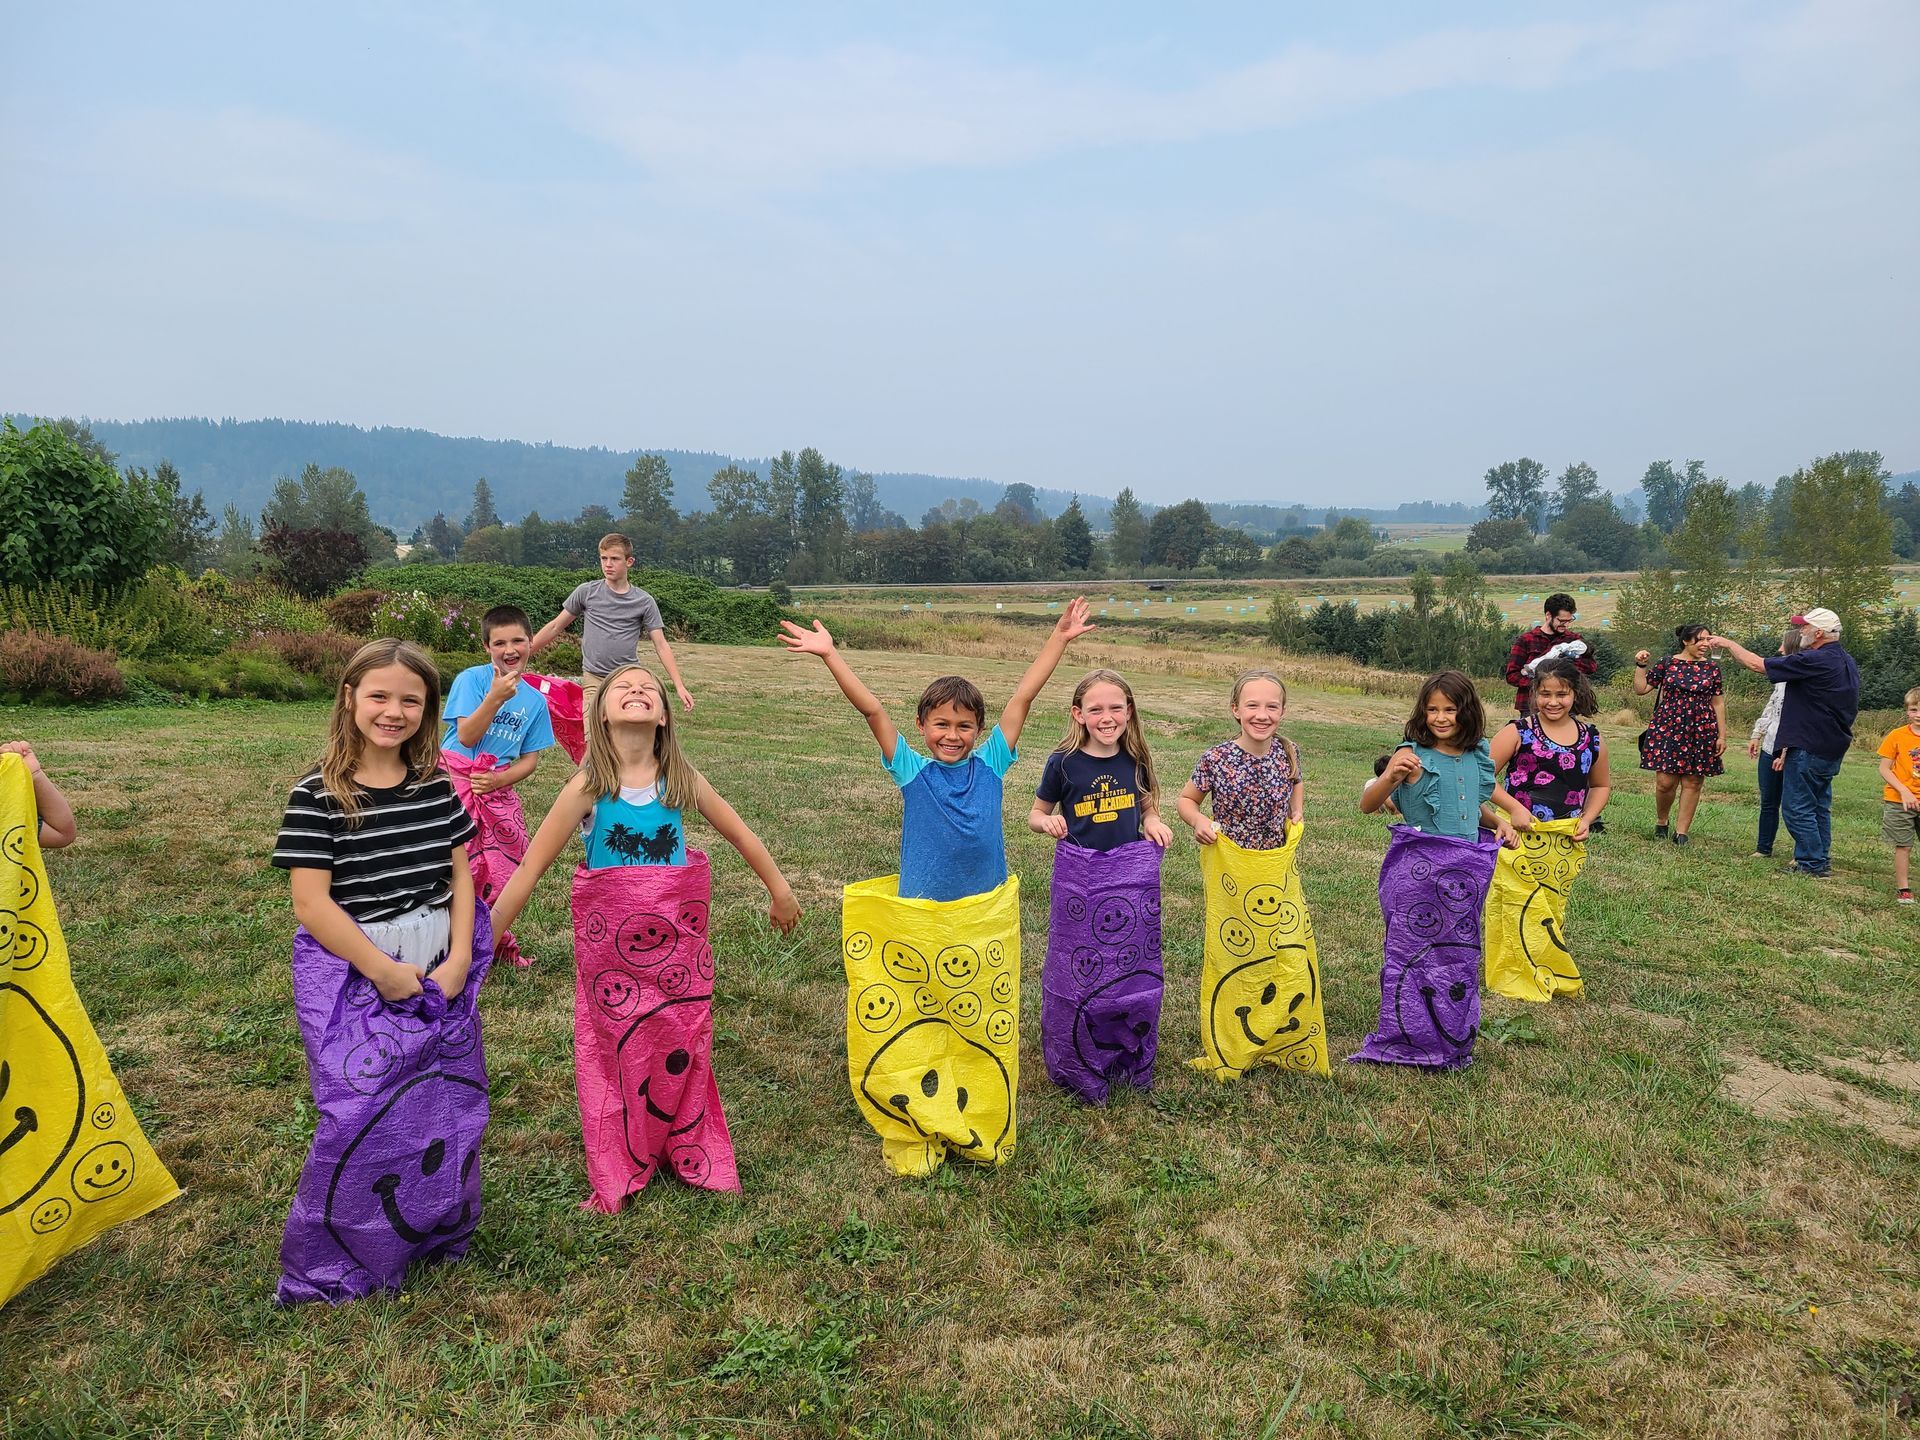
[0,983,85,1218]
[855,983,903,1034]
[989,971,1015,1006]
[343,1031,405,1096]
[591,967,645,1020]
[936,944,980,988]
[844,931,873,963]
[1435,868,1479,912]
[881,940,929,984]
[1219,918,1256,959]
[1242,884,1287,927]
[614,912,679,968]
[1070,946,1104,983]
[984,940,1006,969]
[29,1194,71,1234]
[857,1018,1013,1165]
[675,900,710,939]
[1091,895,1136,945]
[947,993,982,1026]
[1,826,25,866]
[324,1076,484,1267]
[1406,902,1445,940]
[71,1140,137,1202]
[985,1010,1016,1046]
[1206,948,1322,1074]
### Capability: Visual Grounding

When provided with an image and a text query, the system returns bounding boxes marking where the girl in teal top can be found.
[1360,669,1528,845]
[581,781,686,867]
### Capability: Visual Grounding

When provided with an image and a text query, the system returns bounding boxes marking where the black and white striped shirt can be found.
[271,771,477,923]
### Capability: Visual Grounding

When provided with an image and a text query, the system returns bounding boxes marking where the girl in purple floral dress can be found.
[1490,656,1612,840]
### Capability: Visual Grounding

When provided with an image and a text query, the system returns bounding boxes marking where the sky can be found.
[5,0,1916,507]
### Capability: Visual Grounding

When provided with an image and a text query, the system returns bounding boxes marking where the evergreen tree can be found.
[467,477,500,532]
[1054,497,1095,572]
[1669,479,1739,628]
[621,453,676,520]
[1108,487,1147,568]
[154,458,215,572]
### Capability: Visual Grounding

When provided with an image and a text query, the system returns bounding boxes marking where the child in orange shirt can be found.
[1873,686,1920,904]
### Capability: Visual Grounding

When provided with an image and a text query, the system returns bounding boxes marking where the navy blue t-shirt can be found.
[1035,748,1148,850]
[1766,644,1861,761]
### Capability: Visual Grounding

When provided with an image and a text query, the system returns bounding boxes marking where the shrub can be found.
[189,574,330,639]
[0,571,221,660]
[371,590,483,652]
[135,647,326,701]
[323,588,386,635]
[261,523,368,599]
[0,419,170,591]
[259,629,362,678]
[0,629,127,703]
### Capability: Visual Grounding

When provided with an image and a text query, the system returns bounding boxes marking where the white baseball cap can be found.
[1789,607,1842,634]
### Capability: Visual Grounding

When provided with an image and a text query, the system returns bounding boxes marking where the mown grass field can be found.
[4,640,1918,1439]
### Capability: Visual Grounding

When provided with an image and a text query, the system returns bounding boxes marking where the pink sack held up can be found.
[526,673,587,764]
[569,850,739,1213]
[440,749,532,967]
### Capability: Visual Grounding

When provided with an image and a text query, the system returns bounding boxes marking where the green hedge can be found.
[363,564,786,645]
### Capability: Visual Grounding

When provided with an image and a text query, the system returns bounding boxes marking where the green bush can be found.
[0,629,126,703]
[258,629,363,678]
[322,587,385,635]
[188,573,330,638]
[1,570,221,660]
[0,419,170,591]
[362,563,787,644]
[135,646,328,702]
[370,590,483,652]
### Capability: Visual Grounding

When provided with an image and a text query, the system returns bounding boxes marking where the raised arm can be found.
[1704,634,1768,675]
[694,775,801,933]
[998,597,1095,751]
[1361,747,1420,814]
[489,773,597,941]
[778,620,900,761]
[455,665,524,749]
[527,608,576,657]
[1631,650,1656,695]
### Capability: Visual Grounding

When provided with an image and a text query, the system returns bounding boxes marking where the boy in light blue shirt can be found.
[780,600,1094,901]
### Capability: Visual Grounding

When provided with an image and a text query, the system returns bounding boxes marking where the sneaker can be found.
[1750,851,1771,859]
[1654,824,1669,840]
[1899,889,1914,905]
[1672,832,1690,846]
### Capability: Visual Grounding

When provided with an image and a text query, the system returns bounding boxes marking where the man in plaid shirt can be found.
[1505,592,1599,712]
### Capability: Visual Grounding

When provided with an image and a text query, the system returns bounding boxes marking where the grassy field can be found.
[3,641,1918,1439]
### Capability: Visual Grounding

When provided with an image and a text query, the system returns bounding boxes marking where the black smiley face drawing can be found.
[1,826,25,866]
[1242,885,1286,927]
[592,967,644,1020]
[615,912,679,968]
[1070,946,1104,983]
[0,910,14,961]
[615,995,714,1172]
[1092,896,1136,944]
[985,1010,1016,1046]
[676,901,709,939]
[1407,903,1444,940]
[694,941,715,981]
[947,993,982,1026]
[856,983,902,1034]
[1143,894,1161,921]
[1063,895,1087,923]
[12,920,46,971]
[858,1019,1013,1163]
[1272,901,1302,933]
[1409,858,1433,882]
[1435,869,1478,912]
[670,1143,711,1185]
[844,931,874,963]
[29,1195,71,1234]
[1519,890,1580,983]
[1389,942,1481,1052]
[914,986,943,1016]
[936,945,980,987]
[881,940,929,984]
[658,963,693,997]
[0,984,85,1218]
[343,973,380,1008]
[343,1031,405,1096]
[91,1102,116,1130]
[15,866,39,912]
[437,1013,477,1060]
[1074,969,1161,1079]
[583,911,609,943]
[989,971,1015,1005]
[984,940,1006,969]
[1218,918,1256,959]
[72,1140,136,1202]
[325,1072,486,1268]
[1207,949,1319,1066]
[1219,873,1238,897]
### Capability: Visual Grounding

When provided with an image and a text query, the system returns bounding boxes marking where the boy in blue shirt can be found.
[442,605,557,962]
[780,598,1094,901]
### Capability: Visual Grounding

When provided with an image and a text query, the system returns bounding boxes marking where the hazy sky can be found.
[6,1,1915,506]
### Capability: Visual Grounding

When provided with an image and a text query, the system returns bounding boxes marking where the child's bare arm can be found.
[289,869,423,1001]
[1361,749,1419,814]
[469,752,539,795]
[778,620,900,761]
[998,597,1094,751]
[2,742,78,848]
[694,776,801,933]
[436,850,477,1000]
[490,774,596,939]
[647,628,693,711]
[1028,798,1068,839]
[527,608,575,656]
[1176,780,1218,843]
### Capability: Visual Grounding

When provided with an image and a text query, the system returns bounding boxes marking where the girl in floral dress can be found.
[1491,656,1611,838]
[1632,622,1726,845]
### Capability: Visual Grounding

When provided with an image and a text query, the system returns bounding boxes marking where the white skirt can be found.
[358,903,452,974]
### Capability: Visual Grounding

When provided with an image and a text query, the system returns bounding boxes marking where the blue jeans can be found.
[1755,753,1785,856]
[1781,749,1844,873]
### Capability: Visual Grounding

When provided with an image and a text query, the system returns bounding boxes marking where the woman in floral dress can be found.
[1631,622,1726,845]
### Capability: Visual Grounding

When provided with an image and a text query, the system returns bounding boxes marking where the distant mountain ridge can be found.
[7,413,1483,532]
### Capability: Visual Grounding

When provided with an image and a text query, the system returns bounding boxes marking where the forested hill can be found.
[6,413,1484,532]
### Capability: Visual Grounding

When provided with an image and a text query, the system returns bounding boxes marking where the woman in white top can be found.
[1747,630,1801,859]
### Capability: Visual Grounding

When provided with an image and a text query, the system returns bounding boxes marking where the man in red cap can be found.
[1706,607,1859,876]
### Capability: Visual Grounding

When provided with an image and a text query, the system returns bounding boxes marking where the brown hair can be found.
[481,604,532,642]
[917,675,986,728]
[598,533,634,557]
[1405,669,1486,750]
[1528,657,1598,719]
[582,664,700,809]
[319,639,444,824]
[1052,669,1159,802]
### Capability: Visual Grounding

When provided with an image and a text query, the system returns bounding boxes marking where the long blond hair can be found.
[320,639,444,824]
[582,664,700,809]
[1229,666,1298,773]
[1052,668,1159,802]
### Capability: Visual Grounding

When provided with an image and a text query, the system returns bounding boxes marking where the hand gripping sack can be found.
[1,755,181,1309]
[1483,820,1586,1002]
[1040,839,1164,1105]
[570,850,737,1211]
[276,899,492,1306]
[441,749,532,965]
[1350,827,1499,1071]
[842,874,1020,1177]
[1187,826,1329,1081]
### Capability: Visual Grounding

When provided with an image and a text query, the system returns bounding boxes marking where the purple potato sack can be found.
[1349,827,1498,1071]
[1040,839,1164,1104]
[276,899,492,1306]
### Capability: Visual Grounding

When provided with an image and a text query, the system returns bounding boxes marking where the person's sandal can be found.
[1900,888,1915,905]
[1654,824,1669,840]
[1672,832,1690,846]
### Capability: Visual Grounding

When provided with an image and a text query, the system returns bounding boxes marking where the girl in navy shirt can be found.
[1029,669,1174,849]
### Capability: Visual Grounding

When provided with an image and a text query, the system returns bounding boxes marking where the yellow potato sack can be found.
[1187,827,1329,1081]
[1483,819,1587,1002]
[842,875,1020,1177]
[2,754,180,1308]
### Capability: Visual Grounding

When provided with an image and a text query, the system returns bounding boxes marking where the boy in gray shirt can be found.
[528,532,693,715]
